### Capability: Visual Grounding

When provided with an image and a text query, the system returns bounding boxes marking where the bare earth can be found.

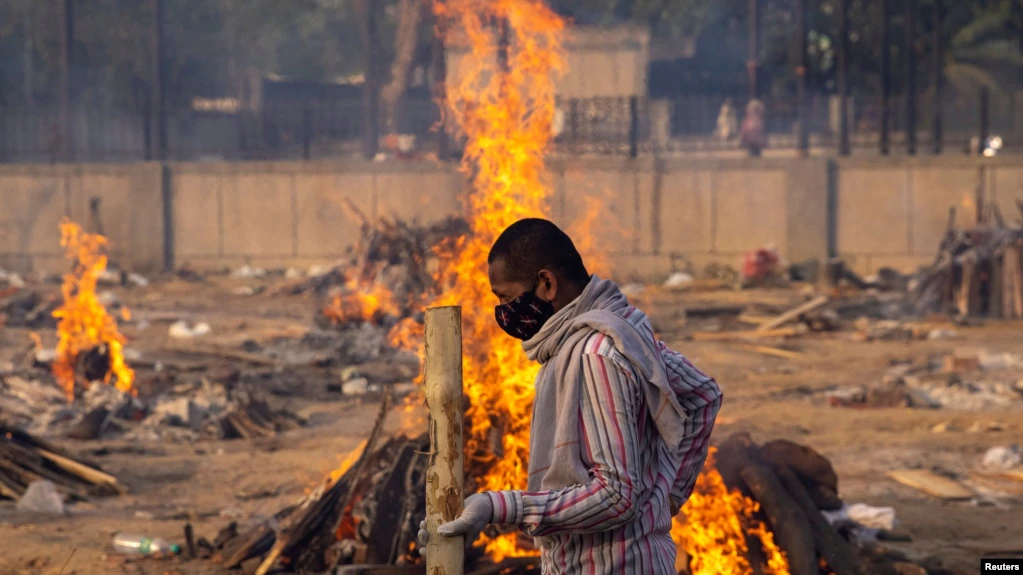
[1,275,1021,575]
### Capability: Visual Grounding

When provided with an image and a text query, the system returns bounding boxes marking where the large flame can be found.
[671,449,789,575]
[427,0,565,559]
[51,218,135,402]
[320,1,791,569]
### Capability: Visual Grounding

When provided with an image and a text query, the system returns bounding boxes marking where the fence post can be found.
[796,0,809,156]
[302,103,312,160]
[59,0,74,162]
[629,96,639,158]
[837,0,850,156]
[932,0,944,155]
[880,0,891,155]
[905,0,917,155]
[979,87,990,153]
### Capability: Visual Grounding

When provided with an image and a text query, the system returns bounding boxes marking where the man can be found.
[421,218,722,574]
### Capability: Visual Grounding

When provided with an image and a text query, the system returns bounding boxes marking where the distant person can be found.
[740,99,766,157]
[716,98,738,141]
[420,218,722,574]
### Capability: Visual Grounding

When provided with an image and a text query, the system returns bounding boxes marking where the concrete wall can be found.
[2,157,1022,282]
[0,163,163,273]
[834,157,1023,275]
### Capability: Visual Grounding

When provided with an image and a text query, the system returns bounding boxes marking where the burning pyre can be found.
[302,0,797,571]
[50,218,134,402]
[318,0,796,568]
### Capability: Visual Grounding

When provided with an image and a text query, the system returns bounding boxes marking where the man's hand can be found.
[417,493,494,556]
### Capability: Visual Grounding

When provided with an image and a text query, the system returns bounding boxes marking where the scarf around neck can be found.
[520,275,688,492]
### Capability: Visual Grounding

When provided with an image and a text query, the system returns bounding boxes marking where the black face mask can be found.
[494,286,555,341]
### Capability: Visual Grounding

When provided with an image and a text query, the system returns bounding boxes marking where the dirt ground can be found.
[1,274,1021,575]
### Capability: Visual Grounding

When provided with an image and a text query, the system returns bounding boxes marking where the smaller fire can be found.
[51,218,135,402]
[672,449,790,575]
[329,440,368,486]
[323,281,400,326]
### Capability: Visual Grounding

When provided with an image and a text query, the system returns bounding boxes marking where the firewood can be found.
[885,469,972,500]
[759,440,838,495]
[739,344,804,360]
[776,466,867,575]
[34,448,125,494]
[757,296,830,332]
[691,325,808,341]
[715,432,759,491]
[740,464,818,575]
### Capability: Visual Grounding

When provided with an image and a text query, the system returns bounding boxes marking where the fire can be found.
[427,0,565,559]
[329,439,368,486]
[51,218,135,402]
[671,449,789,575]
[319,0,789,569]
[323,281,400,325]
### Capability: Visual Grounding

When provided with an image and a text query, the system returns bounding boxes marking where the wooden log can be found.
[739,344,804,360]
[957,257,976,317]
[715,432,759,492]
[757,295,830,332]
[886,469,972,500]
[424,306,465,575]
[35,447,125,494]
[740,464,818,575]
[691,325,808,341]
[777,467,867,575]
[759,440,838,494]
[1012,243,1023,319]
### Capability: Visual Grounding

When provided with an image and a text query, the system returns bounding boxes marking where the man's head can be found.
[487,218,590,313]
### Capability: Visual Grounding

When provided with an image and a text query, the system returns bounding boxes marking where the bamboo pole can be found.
[425,306,465,575]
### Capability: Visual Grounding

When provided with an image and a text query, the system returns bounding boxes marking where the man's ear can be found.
[536,269,557,302]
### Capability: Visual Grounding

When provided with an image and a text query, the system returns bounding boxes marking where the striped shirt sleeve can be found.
[660,344,722,512]
[488,351,642,538]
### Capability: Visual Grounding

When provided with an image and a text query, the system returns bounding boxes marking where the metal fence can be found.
[1,90,1019,164]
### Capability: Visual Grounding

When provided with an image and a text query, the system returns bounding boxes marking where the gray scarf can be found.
[521,276,688,492]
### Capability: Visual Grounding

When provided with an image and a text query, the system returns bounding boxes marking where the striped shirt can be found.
[488,326,722,575]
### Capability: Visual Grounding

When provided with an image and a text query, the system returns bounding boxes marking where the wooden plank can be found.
[35,448,125,493]
[691,325,808,341]
[739,344,805,360]
[886,469,973,500]
[737,314,774,326]
[757,295,830,332]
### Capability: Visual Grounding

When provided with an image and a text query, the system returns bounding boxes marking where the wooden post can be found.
[425,306,464,575]
[796,0,809,156]
[880,0,891,155]
[837,0,850,156]
[905,0,918,155]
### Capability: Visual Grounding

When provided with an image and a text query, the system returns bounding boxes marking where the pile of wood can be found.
[908,206,1023,318]
[218,394,305,440]
[204,391,534,575]
[275,203,466,325]
[0,421,125,501]
[0,289,59,329]
[713,432,944,575]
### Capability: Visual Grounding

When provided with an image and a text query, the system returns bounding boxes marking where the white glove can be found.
[417,492,494,556]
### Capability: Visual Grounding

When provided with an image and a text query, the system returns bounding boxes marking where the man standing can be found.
[422,218,722,574]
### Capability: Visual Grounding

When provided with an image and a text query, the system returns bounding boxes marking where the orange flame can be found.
[423,0,566,559]
[51,218,135,402]
[321,1,789,568]
[671,449,789,575]
[323,280,400,325]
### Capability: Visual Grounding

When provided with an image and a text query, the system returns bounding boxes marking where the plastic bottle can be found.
[112,533,181,556]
